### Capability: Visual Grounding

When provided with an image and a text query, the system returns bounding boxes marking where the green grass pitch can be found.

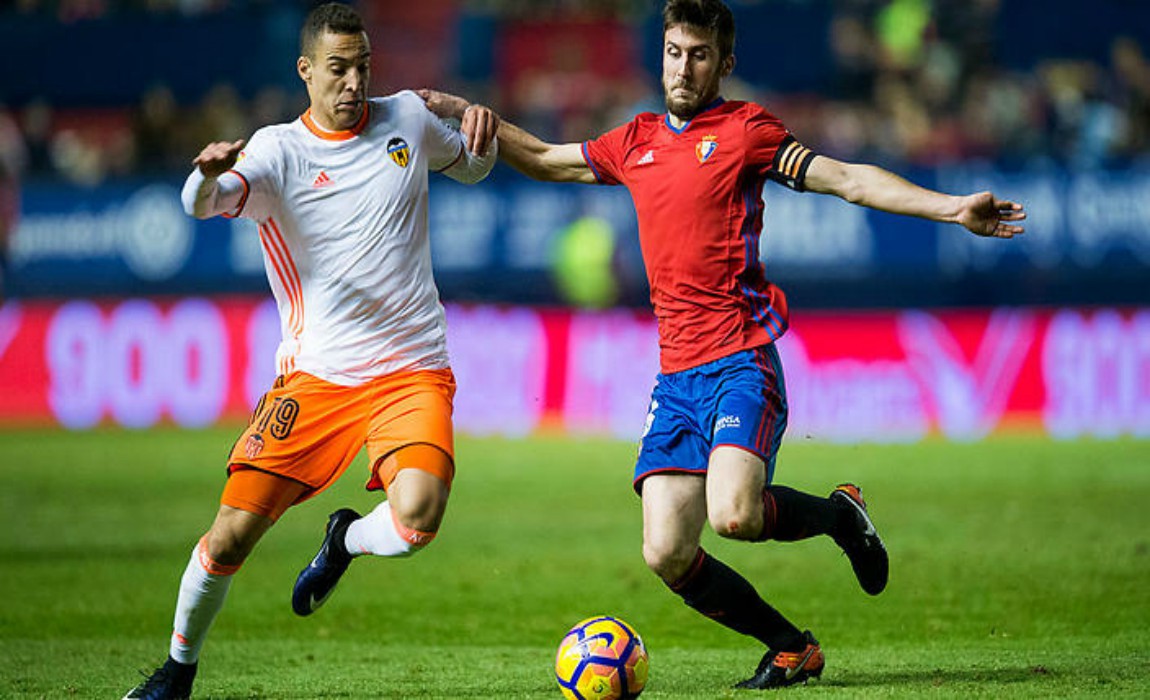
[1,428,1148,698]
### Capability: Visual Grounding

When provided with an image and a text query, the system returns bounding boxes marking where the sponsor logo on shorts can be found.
[714,414,741,434]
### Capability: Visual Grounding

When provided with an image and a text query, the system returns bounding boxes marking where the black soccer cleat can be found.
[292,508,360,616]
[735,630,824,690]
[122,657,196,700]
[830,483,889,595]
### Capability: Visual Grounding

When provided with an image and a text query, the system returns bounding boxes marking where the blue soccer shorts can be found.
[633,344,788,494]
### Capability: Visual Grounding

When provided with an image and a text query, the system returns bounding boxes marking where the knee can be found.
[708,504,761,541]
[204,527,255,567]
[642,539,696,583]
[390,488,448,535]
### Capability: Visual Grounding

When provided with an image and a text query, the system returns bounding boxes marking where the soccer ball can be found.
[554,616,649,699]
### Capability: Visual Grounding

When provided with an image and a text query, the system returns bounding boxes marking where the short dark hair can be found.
[662,0,736,59]
[300,2,365,58]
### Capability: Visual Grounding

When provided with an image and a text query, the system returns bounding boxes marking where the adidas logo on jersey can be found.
[312,171,334,188]
[636,150,655,166]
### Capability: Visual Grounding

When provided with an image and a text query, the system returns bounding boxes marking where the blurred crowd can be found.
[0,0,1147,197]
[480,0,1150,171]
[0,84,304,187]
[781,3,1150,169]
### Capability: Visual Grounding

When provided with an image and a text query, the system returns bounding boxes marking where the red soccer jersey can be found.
[582,99,815,373]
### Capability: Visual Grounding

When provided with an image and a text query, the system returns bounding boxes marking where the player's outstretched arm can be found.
[804,155,1026,238]
[182,139,246,219]
[496,121,596,184]
[419,89,594,185]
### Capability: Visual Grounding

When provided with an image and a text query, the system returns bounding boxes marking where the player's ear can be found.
[297,55,312,84]
[722,53,736,79]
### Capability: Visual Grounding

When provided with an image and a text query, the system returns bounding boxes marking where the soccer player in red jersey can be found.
[428,0,1025,689]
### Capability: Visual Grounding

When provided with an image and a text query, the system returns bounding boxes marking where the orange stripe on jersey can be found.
[301,106,370,141]
[267,218,305,336]
[258,222,304,338]
[257,224,296,331]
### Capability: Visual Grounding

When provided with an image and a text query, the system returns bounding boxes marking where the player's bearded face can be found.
[662,25,731,120]
[299,30,371,132]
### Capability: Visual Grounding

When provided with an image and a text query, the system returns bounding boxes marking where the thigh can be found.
[366,368,457,491]
[641,473,708,577]
[706,445,767,533]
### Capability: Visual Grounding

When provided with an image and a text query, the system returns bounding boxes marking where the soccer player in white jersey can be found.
[123,4,499,698]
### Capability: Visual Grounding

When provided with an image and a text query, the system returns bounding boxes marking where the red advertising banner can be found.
[0,298,1147,441]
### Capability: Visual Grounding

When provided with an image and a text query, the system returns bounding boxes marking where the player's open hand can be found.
[959,191,1027,238]
[192,140,245,178]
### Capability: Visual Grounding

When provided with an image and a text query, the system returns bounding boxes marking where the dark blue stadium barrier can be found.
[7,165,1149,308]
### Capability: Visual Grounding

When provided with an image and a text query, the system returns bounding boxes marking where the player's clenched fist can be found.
[192,139,246,178]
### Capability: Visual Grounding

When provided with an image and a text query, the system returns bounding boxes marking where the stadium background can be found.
[0,0,1148,440]
[1,2,1149,698]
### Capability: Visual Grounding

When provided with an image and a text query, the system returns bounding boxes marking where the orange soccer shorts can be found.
[221,368,456,519]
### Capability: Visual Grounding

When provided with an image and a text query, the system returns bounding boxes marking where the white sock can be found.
[169,537,236,665]
[343,501,432,557]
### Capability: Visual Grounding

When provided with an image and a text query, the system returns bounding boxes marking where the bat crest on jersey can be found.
[387,137,411,168]
[244,433,265,459]
[696,135,718,163]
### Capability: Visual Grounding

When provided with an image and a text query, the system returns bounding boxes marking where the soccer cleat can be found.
[735,631,824,689]
[122,657,196,700]
[292,508,360,616]
[830,483,889,595]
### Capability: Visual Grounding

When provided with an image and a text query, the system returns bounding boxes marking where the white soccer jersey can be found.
[190,91,492,385]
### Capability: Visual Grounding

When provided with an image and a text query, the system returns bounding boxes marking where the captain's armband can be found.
[767,135,817,192]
